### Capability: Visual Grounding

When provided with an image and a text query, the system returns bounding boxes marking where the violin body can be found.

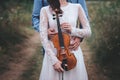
[51,33,77,71]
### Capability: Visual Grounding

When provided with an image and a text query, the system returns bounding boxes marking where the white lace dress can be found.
[39,3,91,80]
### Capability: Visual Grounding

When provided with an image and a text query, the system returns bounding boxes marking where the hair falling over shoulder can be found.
[47,0,62,14]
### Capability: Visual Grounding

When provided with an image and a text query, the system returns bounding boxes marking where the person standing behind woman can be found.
[32,0,89,32]
[39,0,91,80]
[32,0,89,55]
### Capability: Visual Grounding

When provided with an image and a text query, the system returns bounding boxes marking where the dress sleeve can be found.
[71,4,91,38]
[39,7,59,65]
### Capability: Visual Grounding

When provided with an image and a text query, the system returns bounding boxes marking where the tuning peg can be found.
[59,14,63,17]
[52,14,55,16]
[53,17,56,20]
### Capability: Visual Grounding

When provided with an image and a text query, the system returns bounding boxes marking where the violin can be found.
[51,9,77,71]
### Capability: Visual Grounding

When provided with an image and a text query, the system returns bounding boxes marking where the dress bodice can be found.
[45,3,79,33]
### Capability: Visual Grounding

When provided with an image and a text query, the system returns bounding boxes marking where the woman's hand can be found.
[61,22,72,33]
[53,61,64,72]
[48,28,56,39]
[61,23,81,50]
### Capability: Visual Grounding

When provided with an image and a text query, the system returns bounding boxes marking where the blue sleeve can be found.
[32,0,42,32]
[32,0,49,32]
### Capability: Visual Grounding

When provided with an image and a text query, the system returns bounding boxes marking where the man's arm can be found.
[32,0,49,32]
[32,0,42,32]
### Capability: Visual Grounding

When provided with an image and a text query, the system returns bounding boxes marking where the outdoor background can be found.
[0,0,120,80]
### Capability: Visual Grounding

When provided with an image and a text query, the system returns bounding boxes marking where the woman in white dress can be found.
[39,0,91,80]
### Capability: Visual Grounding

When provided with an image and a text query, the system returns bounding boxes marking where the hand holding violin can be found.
[61,22,72,33]
[53,61,64,72]
[47,23,81,51]
[61,22,81,50]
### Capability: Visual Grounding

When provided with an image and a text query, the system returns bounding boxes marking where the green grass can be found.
[87,1,120,80]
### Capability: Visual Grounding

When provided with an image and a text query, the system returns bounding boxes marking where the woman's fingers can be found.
[59,66,64,72]
[48,28,56,39]
[53,61,64,72]
[57,67,64,72]
[61,23,71,32]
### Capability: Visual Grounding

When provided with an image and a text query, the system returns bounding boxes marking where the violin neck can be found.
[56,14,65,49]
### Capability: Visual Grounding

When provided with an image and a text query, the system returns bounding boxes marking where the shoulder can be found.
[69,3,82,9]
[69,3,84,13]
[40,6,50,15]
[41,6,49,11]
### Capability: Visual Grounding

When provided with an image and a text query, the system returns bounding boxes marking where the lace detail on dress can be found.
[71,4,91,38]
[39,3,89,80]
[39,7,58,65]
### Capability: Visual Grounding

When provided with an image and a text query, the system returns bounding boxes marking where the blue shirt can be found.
[32,0,89,32]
